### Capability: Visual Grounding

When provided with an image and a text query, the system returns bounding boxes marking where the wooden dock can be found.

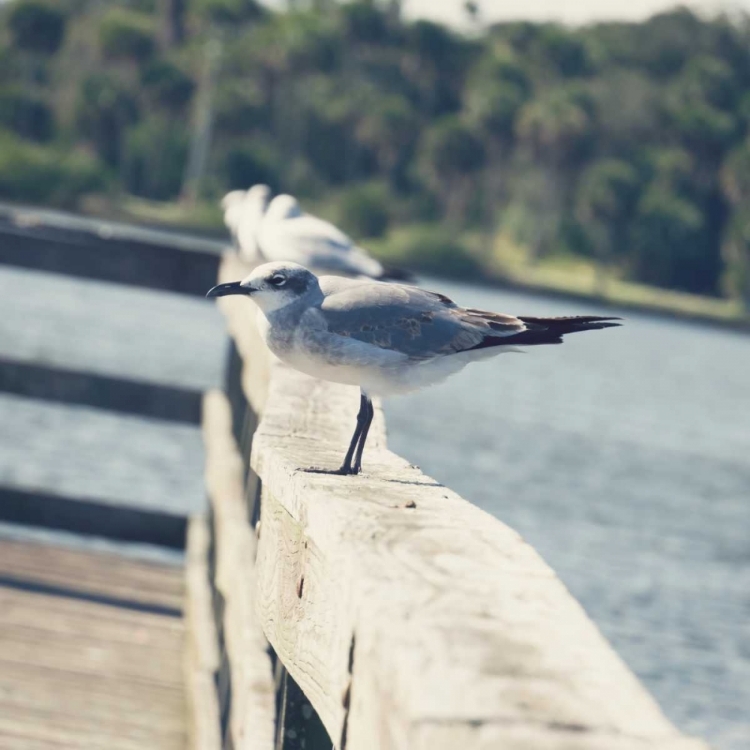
[0,539,186,750]
[0,205,712,750]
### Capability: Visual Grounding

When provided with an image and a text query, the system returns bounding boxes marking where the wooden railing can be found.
[0,202,225,546]
[0,204,710,749]
[187,252,710,750]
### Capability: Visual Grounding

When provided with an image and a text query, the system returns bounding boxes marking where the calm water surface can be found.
[1,267,748,749]
[384,277,750,750]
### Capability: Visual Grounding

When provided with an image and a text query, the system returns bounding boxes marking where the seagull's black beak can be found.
[206,281,252,299]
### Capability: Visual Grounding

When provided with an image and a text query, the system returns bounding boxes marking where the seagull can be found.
[220,190,247,248]
[207,262,621,476]
[235,184,272,262]
[256,194,410,281]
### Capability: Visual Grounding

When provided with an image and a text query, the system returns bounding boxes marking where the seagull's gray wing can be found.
[311,281,525,360]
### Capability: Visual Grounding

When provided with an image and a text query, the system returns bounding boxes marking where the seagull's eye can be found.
[269,274,287,287]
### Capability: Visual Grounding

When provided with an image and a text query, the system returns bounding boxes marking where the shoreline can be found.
[459,271,750,335]
[78,199,750,336]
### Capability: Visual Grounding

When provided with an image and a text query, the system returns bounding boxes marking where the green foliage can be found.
[630,188,716,293]
[336,182,391,239]
[721,142,750,205]
[75,73,139,167]
[378,224,481,277]
[339,1,389,44]
[516,85,596,165]
[2,0,750,301]
[722,210,750,303]
[0,132,104,206]
[122,117,188,200]
[99,8,155,63]
[529,25,591,77]
[577,160,640,223]
[140,61,195,109]
[193,0,265,25]
[221,141,279,191]
[214,79,267,135]
[633,8,704,76]
[0,87,54,142]
[420,117,485,183]
[8,1,66,56]
[465,51,529,142]
[720,142,750,303]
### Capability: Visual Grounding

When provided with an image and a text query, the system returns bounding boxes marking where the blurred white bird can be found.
[257,194,409,280]
[220,190,247,248]
[235,184,272,262]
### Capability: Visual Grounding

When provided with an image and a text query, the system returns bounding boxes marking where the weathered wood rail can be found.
[0,203,222,748]
[0,203,711,749]
[0,201,224,544]
[188,252,711,750]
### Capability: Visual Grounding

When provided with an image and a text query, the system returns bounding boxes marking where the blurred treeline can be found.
[2,0,750,303]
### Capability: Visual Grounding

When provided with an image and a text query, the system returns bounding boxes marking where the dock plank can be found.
[0,538,184,610]
[0,539,186,750]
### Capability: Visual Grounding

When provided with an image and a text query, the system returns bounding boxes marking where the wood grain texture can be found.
[184,516,222,750]
[202,389,276,750]
[0,537,184,610]
[0,541,186,750]
[208,261,711,750]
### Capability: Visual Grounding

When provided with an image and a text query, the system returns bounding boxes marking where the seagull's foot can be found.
[301,466,361,477]
[302,464,361,476]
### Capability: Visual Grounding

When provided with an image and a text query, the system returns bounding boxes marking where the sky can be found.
[400,0,750,27]
[0,0,744,31]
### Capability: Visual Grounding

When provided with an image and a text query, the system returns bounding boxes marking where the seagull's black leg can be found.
[303,392,372,476]
[351,395,374,475]
[337,392,368,475]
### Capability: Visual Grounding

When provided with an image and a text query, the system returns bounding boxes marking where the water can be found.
[383,277,750,750]
[0,266,227,513]
[1,266,748,748]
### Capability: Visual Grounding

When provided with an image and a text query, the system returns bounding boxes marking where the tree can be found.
[8,1,66,56]
[516,85,596,167]
[75,73,140,168]
[355,94,419,186]
[159,0,185,48]
[721,211,750,305]
[141,61,195,110]
[629,188,718,294]
[99,9,156,64]
[123,116,189,200]
[418,116,485,223]
[576,159,640,290]
[465,51,529,146]
[0,86,54,142]
[515,86,597,258]
[194,0,265,26]
[720,141,750,304]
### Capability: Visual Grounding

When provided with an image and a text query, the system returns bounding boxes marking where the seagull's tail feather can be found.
[470,315,621,351]
[519,315,622,335]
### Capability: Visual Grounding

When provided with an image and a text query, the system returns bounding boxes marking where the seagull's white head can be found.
[206,262,319,313]
[264,194,303,223]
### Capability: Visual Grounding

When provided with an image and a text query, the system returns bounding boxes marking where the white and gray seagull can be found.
[220,189,248,249]
[207,262,621,475]
[235,184,273,262]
